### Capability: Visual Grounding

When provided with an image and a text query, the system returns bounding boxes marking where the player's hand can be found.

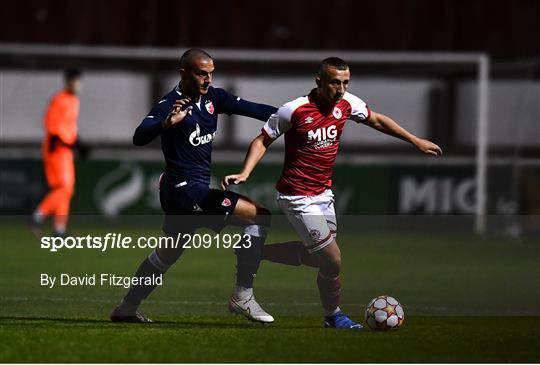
[48,135,60,153]
[414,138,443,156]
[162,98,193,128]
[221,173,248,190]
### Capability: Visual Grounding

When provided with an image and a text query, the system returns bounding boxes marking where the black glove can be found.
[48,135,61,153]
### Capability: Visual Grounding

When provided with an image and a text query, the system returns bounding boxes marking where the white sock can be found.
[234,285,253,300]
[324,306,341,317]
[54,223,66,235]
[33,210,45,223]
[54,228,66,236]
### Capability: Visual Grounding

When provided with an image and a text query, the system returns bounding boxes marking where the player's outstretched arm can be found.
[214,88,277,121]
[133,98,192,146]
[362,111,443,156]
[232,100,277,122]
[221,133,273,190]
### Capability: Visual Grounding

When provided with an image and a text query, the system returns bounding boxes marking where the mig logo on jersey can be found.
[307,125,337,149]
[189,123,216,146]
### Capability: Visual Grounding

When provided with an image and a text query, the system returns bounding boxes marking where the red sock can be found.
[317,272,342,314]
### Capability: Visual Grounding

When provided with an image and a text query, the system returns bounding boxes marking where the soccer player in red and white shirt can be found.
[222,57,442,329]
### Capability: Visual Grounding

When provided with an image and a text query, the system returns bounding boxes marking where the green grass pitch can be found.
[0,220,539,362]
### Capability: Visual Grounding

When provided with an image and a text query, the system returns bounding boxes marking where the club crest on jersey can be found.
[221,198,232,207]
[332,107,342,119]
[189,123,216,146]
[309,229,321,240]
[205,100,214,114]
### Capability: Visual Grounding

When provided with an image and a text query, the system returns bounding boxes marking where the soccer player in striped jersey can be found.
[222,57,442,329]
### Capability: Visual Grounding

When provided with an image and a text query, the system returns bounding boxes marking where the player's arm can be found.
[362,111,443,156]
[221,133,273,189]
[221,106,291,189]
[45,96,77,151]
[45,100,87,155]
[231,99,277,121]
[133,98,192,146]
[214,88,277,121]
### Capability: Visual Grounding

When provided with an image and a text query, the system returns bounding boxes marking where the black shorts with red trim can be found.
[159,174,240,235]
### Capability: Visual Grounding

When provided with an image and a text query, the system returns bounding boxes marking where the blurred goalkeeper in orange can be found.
[31,68,88,237]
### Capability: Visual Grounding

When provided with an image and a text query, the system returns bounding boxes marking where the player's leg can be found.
[311,192,346,319]
[32,153,62,236]
[51,155,75,236]
[33,187,60,232]
[263,192,337,267]
[228,196,270,295]
[50,183,73,236]
[204,191,274,323]
[275,191,361,329]
[280,202,342,316]
[110,233,189,323]
[111,220,191,322]
[260,195,326,267]
[305,193,361,328]
[276,192,341,309]
[311,239,360,329]
[311,240,342,316]
[111,176,190,323]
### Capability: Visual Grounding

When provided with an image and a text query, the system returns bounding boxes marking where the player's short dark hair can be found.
[180,48,213,70]
[317,57,349,77]
[64,68,82,81]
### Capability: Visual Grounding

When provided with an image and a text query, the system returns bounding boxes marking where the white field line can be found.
[1,296,319,307]
[1,296,452,312]
[3,297,538,315]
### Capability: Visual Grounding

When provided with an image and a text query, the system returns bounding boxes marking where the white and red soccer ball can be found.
[365,295,405,331]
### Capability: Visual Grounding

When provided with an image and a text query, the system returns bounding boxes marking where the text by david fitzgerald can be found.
[40,273,163,289]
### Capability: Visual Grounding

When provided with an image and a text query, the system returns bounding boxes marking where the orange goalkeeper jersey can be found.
[43,90,79,152]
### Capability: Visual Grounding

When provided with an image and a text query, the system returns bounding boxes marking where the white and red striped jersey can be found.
[262,89,370,196]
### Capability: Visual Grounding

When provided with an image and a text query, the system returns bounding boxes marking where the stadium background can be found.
[1,0,539,225]
[0,1,539,362]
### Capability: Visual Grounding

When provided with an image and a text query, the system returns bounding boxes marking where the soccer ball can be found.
[365,295,405,331]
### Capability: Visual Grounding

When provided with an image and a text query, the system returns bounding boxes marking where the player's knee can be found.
[326,257,342,276]
[156,246,184,266]
[319,250,342,277]
[58,182,74,197]
[65,186,74,198]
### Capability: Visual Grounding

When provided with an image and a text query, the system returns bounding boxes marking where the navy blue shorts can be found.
[159,175,240,235]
